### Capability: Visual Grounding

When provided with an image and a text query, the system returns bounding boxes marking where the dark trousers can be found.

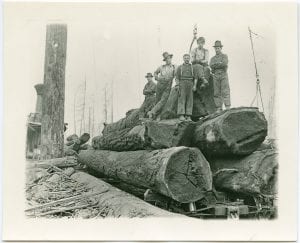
[139,95,156,118]
[150,80,172,116]
[177,80,194,116]
[213,71,231,108]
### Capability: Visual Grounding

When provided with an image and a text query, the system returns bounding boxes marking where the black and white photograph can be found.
[2,1,298,241]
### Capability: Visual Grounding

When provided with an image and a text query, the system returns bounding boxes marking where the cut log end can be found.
[163,147,212,203]
[221,108,267,155]
[79,147,212,203]
[193,107,268,156]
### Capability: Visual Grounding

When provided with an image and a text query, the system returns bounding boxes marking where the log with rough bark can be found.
[78,147,212,203]
[145,119,195,149]
[92,126,147,151]
[210,149,278,196]
[70,172,184,217]
[92,119,195,151]
[27,156,78,169]
[192,107,268,156]
[40,24,67,159]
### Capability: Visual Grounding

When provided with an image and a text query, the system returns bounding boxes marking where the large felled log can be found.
[70,172,183,217]
[78,147,212,203]
[92,126,147,151]
[92,119,195,151]
[210,149,278,196]
[192,107,268,156]
[145,119,195,149]
[27,156,78,169]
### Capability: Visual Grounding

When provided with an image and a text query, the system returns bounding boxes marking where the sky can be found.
[4,3,277,138]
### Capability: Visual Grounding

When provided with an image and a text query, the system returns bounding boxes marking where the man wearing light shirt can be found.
[147,52,176,120]
[191,37,209,66]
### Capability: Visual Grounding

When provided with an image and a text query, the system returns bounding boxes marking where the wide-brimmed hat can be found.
[197,37,205,43]
[213,40,223,47]
[145,72,153,78]
[162,52,173,61]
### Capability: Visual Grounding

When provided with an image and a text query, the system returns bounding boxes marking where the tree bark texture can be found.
[41,24,67,159]
[27,156,77,169]
[93,119,195,151]
[70,171,184,217]
[78,147,212,203]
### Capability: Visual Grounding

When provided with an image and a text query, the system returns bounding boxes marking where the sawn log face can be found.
[192,107,268,156]
[210,149,278,196]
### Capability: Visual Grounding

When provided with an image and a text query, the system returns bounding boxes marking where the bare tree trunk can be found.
[41,24,67,159]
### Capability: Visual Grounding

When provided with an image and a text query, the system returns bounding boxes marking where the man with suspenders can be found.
[176,54,197,121]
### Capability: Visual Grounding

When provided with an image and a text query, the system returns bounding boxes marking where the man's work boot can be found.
[179,115,185,121]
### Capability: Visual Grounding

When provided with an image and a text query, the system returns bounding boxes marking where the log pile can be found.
[27,105,276,218]
[79,105,277,214]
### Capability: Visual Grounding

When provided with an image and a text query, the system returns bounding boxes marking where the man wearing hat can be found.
[209,40,231,112]
[147,52,176,120]
[191,37,209,66]
[139,73,157,119]
[176,53,197,121]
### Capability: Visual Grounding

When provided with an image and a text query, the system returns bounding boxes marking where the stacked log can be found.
[210,149,278,196]
[93,119,196,151]
[192,107,268,156]
[78,147,212,203]
[79,105,274,214]
[96,107,267,157]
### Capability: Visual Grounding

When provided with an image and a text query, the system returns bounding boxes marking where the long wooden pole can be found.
[41,24,67,159]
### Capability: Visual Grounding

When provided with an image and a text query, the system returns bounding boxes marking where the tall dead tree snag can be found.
[41,24,67,159]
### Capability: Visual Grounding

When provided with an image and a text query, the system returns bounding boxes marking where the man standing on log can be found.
[191,37,209,67]
[147,52,176,120]
[176,54,197,121]
[139,73,157,119]
[209,40,231,112]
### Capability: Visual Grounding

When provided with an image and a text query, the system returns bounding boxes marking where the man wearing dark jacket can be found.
[210,40,231,112]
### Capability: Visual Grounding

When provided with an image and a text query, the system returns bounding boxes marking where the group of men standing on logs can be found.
[140,37,231,121]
